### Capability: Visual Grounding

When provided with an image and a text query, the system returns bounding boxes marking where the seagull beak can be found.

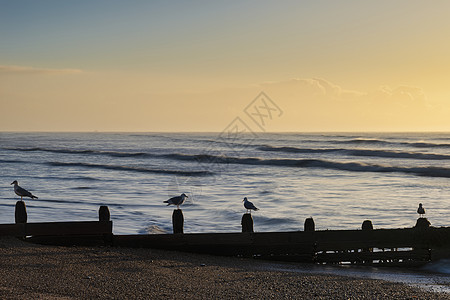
[10,182,14,185]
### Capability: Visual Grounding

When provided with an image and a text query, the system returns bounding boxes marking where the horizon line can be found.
[1,130,450,134]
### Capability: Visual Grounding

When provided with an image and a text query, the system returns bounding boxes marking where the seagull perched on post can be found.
[417,203,425,218]
[164,193,188,209]
[243,197,258,214]
[11,180,38,201]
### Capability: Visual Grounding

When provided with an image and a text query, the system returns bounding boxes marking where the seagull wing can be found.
[16,185,37,199]
[171,196,182,205]
[165,196,181,205]
[244,200,258,210]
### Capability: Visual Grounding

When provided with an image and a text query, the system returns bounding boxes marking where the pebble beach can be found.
[0,237,447,299]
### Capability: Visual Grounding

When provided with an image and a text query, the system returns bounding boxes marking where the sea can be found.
[1,132,450,291]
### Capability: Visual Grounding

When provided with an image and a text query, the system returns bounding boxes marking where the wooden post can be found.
[99,206,112,246]
[361,220,373,258]
[415,218,430,229]
[172,209,184,234]
[99,206,110,221]
[241,213,254,233]
[304,217,315,232]
[362,220,373,230]
[15,201,27,224]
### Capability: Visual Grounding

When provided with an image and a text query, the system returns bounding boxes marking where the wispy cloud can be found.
[257,77,440,131]
[261,78,425,104]
[0,65,82,75]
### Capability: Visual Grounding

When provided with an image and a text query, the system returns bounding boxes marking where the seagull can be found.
[243,197,258,214]
[417,203,425,218]
[164,193,188,209]
[11,180,38,201]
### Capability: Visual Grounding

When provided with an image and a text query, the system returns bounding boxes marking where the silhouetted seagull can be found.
[243,197,258,213]
[164,193,188,209]
[11,180,38,201]
[417,203,425,218]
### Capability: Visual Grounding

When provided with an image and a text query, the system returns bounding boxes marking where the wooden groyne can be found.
[2,201,450,266]
[1,201,112,246]
[113,227,450,266]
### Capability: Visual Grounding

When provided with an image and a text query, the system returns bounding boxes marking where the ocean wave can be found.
[258,145,450,160]
[255,215,299,226]
[258,146,340,154]
[408,141,450,148]
[41,153,450,178]
[142,224,168,234]
[165,153,450,178]
[344,138,387,144]
[3,147,152,158]
[6,141,450,164]
[37,175,101,181]
[34,198,94,205]
[152,134,259,148]
[4,146,450,178]
[3,146,225,160]
[47,161,213,177]
[422,259,450,274]
[0,158,26,164]
[341,138,450,148]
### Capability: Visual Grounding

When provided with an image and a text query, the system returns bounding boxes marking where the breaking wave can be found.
[140,153,450,179]
[3,146,450,178]
[47,161,213,177]
[3,147,152,158]
[340,138,450,148]
[422,259,450,274]
[188,155,450,178]
[258,145,450,160]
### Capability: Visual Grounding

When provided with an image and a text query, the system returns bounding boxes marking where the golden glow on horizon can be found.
[1,2,450,132]
[1,71,448,132]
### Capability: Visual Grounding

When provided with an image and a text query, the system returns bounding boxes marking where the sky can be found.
[1,0,450,132]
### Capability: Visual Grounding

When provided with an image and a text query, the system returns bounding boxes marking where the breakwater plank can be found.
[26,234,112,246]
[113,227,450,265]
[25,221,112,236]
[0,223,25,236]
[0,221,112,237]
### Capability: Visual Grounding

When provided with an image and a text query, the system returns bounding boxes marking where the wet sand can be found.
[0,237,447,299]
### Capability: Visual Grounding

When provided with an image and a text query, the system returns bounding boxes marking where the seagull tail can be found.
[31,195,38,199]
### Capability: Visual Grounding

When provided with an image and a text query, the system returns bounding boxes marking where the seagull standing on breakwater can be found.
[243,197,258,214]
[164,193,188,209]
[417,203,425,218]
[11,180,38,201]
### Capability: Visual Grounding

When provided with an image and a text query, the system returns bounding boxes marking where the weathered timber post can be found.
[172,209,184,234]
[15,201,27,224]
[99,206,110,221]
[99,205,113,246]
[415,218,430,229]
[362,220,373,230]
[241,213,254,233]
[361,220,373,262]
[413,218,431,259]
[304,217,315,232]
